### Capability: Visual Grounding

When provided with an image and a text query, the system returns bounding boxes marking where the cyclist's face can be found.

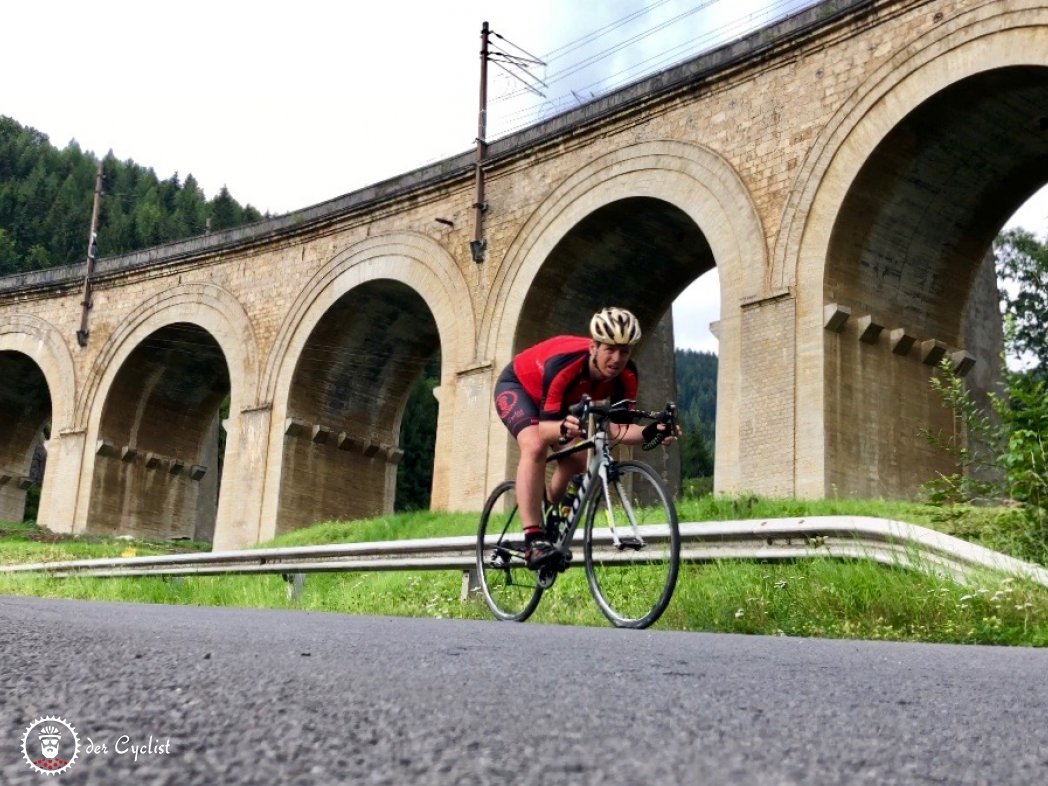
[590,341,632,379]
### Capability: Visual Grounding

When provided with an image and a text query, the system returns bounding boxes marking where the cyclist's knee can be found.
[516,426,546,461]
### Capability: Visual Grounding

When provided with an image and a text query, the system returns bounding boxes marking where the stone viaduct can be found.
[1,0,1044,549]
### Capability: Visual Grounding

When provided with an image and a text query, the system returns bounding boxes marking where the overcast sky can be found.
[3,0,1046,353]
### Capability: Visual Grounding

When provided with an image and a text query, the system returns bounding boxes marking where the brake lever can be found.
[559,395,591,444]
[641,402,678,451]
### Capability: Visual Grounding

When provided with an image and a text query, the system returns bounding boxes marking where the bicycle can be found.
[476,395,680,629]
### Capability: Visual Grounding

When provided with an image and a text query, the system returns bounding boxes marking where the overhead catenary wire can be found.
[490,30,546,66]
[493,0,728,106]
[491,0,815,134]
[539,0,678,63]
[567,0,809,97]
[373,0,818,174]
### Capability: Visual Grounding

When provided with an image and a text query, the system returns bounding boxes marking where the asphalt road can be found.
[1,596,1046,785]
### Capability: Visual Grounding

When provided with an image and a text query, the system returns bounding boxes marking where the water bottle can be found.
[559,474,584,521]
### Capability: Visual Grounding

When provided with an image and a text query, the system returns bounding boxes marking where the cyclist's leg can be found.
[494,367,543,533]
[514,426,563,569]
[513,425,548,534]
[548,449,586,506]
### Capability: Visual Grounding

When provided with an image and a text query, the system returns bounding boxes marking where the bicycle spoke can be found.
[476,481,543,621]
[584,462,679,628]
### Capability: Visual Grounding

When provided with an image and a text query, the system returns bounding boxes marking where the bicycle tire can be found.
[476,480,543,622]
[583,461,680,629]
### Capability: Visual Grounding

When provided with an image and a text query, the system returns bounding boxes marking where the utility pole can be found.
[469,23,546,264]
[76,161,104,347]
[470,21,490,264]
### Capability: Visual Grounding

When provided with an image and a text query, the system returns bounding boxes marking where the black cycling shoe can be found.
[524,538,558,570]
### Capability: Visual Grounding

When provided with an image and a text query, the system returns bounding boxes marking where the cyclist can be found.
[493,307,676,569]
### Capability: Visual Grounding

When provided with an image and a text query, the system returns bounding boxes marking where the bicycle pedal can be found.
[615,537,644,551]
[536,567,557,589]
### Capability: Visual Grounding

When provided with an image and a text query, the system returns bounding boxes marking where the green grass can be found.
[2,498,1047,645]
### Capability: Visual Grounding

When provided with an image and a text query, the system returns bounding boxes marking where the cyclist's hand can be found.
[560,414,582,441]
[641,421,679,450]
[658,421,683,446]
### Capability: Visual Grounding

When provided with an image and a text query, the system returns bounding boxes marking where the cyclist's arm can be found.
[608,368,676,445]
[536,418,578,445]
[607,366,643,443]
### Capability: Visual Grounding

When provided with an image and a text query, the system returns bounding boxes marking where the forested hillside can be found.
[675,348,717,480]
[0,115,264,276]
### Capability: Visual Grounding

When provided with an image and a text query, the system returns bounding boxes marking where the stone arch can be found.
[258,232,473,540]
[262,232,473,402]
[77,283,259,428]
[776,0,1048,290]
[0,315,76,528]
[483,140,766,492]
[780,2,1048,497]
[484,139,765,358]
[73,283,260,542]
[0,314,75,430]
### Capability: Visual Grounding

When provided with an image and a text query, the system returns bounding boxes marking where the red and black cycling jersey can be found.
[511,335,639,420]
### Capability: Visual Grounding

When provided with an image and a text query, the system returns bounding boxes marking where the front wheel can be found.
[584,461,680,629]
[476,480,543,622]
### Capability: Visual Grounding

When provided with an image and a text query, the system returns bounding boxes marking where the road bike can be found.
[476,396,680,629]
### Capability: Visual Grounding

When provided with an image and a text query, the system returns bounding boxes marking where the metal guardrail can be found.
[2,517,1047,589]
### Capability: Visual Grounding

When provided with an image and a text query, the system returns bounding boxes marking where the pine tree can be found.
[0,228,17,275]
[208,186,239,231]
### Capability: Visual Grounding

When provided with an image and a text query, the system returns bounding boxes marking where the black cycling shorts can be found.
[494,365,539,438]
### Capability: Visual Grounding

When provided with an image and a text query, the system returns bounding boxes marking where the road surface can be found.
[2,596,1046,785]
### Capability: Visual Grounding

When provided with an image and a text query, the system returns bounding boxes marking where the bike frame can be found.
[478,396,679,627]
[545,412,647,555]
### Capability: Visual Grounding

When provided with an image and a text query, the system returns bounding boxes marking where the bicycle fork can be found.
[598,463,647,551]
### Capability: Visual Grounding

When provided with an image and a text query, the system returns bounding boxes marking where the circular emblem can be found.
[496,390,518,418]
[21,716,80,776]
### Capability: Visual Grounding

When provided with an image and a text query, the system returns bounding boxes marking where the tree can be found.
[923,228,1048,560]
[680,429,714,479]
[208,186,239,231]
[174,174,207,236]
[0,227,17,275]
[45,172,90,263]
[396,357,440,511]
[674,349,718,475]
[0,116,265,270]
[21,244,51,272]
[995,228,1048,376]
[133,189,167,247]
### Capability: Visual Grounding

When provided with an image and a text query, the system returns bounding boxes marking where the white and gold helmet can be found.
[589,307,642,346]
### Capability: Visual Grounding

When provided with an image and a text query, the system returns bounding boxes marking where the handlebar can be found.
[563,395,678,450]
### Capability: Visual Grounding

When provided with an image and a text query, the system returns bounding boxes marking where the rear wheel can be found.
[476,480,543,622]
[584,461,680,629]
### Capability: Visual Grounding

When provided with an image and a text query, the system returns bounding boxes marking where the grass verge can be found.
[2,498,1046,645]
